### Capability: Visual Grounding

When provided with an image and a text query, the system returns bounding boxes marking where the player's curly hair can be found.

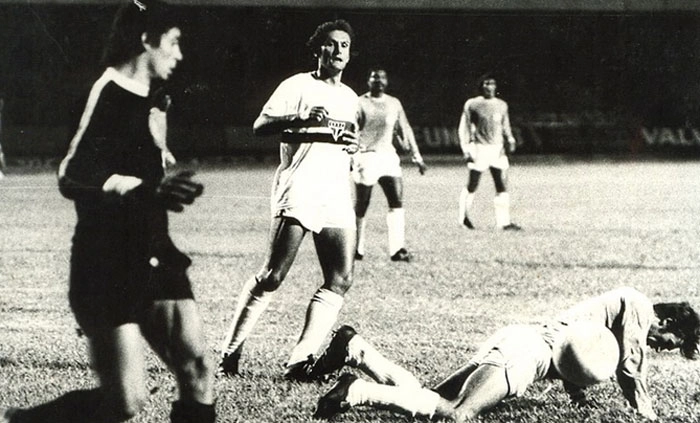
[306,19,355,57]
[102,0,181,67]
[653,302,700,359]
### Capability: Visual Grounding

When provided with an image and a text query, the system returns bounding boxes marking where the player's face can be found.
[147,27,183,81]
[482,79,497,98]
[368,70,388,91]
[319,30,351,72]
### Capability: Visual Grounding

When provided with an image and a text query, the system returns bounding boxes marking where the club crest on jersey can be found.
[328,120,346,141]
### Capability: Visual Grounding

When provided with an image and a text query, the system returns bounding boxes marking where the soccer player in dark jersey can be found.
[218,20,360,382]
[2,2,214,422]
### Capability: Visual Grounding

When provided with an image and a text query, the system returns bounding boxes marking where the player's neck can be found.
[369,89,384,98]
[114,57,151,88]
[314,67,343,86]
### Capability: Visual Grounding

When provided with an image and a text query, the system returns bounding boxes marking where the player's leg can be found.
[459,170,481,228]
[3,325,148,423]
[378,176,409,261]
[440,364,510,422]
[315,374,442,420]
[313,326,421,387]
[141,299,216,423]
[283,226,354,378]
[489,167,520,230]
[219,216,306,374]
[431,362,479,400]
[354,183,373,259]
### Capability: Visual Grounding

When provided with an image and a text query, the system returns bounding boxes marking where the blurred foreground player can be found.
[457,75,520,230]
[313,287,699,421]
[353,68,427,262]
[218,20,360,381]
[2,2,215,422]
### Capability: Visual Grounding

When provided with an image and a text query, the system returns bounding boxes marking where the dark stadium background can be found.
[1,0,699,157]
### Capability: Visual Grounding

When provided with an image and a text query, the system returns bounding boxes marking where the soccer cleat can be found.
[217,350,242,377]
[502,223,522,231]
[283,355,321,383]
[462,216,475,229]
[313,373,358,420]
[354,251,364,261]
[390,248,411,262]
[309,325,357,378]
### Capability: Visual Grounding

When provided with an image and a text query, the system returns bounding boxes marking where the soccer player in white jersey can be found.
[218,20,360,382]
[458,75,521,230]
[353,68,426,262]
[312,287,700,421]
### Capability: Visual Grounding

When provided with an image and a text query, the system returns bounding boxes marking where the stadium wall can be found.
[1,4,699,158]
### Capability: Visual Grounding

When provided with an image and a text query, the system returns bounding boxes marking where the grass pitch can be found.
[1,157,699,422]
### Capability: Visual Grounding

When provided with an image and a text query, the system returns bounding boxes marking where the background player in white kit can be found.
[458,75,521,230]
[353,68,427,262]
[218,20,360,382]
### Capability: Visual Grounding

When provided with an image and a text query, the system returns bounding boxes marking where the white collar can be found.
[104,67,149,98]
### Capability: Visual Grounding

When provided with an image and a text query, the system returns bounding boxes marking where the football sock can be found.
[220,275,273,357]
[356,217,366,256]
[494,192,511,228]
[347,379,440,418]
[458,188,475,223]
[170,400,216,423]
[286,288,343,366]
[346,335,421,388]
[386,208,405,255]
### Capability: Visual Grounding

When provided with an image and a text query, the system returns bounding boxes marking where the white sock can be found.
[458,188,475,223]
[347,378,440,418]
[356,217,366,256]
[346,335,421,388]
[494,192,511,228]
[286,288,344,366]
[220,275,274,356]
[386,208,405,255]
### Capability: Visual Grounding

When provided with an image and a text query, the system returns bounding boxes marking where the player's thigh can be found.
[313,226,355,292]
[432,362,479,400]
[449,364,510,421]
[378,176,403,208]
[260,216,307,284]
[88,324,148,407]
[141,299,206,367]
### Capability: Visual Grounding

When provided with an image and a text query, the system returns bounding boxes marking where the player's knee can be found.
[179,354,212,383]
[326,273,353,294]
[257,271,284,291]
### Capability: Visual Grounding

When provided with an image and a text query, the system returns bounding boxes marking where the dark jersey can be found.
[58,68,192,332]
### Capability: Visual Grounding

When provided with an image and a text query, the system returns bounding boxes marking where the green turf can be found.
[1,157,699,422]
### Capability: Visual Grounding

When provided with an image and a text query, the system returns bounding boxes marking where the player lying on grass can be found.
[312,287,700,422]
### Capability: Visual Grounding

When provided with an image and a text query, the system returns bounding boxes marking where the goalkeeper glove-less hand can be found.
[155,170,204,212]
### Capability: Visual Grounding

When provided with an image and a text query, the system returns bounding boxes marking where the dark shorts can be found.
[68,231,194,337]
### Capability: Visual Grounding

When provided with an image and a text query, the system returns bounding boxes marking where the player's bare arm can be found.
[457,110,470,159]
[398,107,426,174]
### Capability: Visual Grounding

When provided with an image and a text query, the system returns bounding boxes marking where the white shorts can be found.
[466,143,510,172]
[275,202,355,234]
[468,325,552,397]
[351,151,402,186]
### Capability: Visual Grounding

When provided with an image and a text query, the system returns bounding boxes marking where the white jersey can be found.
[463,96,513,146]
[260,72,359,232]
[357,92,405,154]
